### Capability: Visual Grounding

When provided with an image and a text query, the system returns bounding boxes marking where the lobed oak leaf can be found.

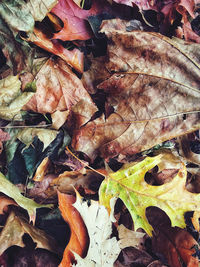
[51,0,112,41]
[58,191,89,267]
[99,155,200,236]
[0,211,59,256]
[72,19,200,161]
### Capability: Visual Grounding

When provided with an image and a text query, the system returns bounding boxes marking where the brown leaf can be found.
[0,195,17,214]
[148,208,199,267]
[0,211,59,256]
[24,58,97,125]
[72,19,200,161]
[58,191,89,267]
[52,169,104,194]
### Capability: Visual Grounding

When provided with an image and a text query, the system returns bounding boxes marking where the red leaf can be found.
[51,0,111,41]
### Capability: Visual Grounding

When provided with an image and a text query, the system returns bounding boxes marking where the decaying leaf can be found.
[52,169,104,194]
[0,211,59,256]
[148,207,199,267]
[99,155,200,236]
[51,0,111,41]
[27,28,84,72]
[0,172,51,223]
[17,128,58,151]
[72,192,121,267]
[0,195,17,214]
[72,19,200,160]
[24,58,97,124]
[0,75,34,121]
[118,224,145,249]
[58,191,89,267]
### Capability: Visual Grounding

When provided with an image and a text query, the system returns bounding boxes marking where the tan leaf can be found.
[24,58,97,123]
[72,19,200,161]
[0,211,59,256]
[0,195,17,214]
[33,157,51,182]
[118,224,145,250]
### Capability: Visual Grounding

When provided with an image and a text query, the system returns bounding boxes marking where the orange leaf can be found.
[58,191,89,267]
[28,27,84,72]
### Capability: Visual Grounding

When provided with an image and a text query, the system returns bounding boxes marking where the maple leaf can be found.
[58,191,89,267]
[0,211,59,256]
[72,19,200,160]
[0,172,51,223]
[72,192,121,267]
[0,75,34,121]
[24,58,97,126]
[99,155,200,236]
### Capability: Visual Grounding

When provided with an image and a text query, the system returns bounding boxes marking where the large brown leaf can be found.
[24,58,97,126]
[72,19,200,161]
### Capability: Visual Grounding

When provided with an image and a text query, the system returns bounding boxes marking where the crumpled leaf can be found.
[99,155,200,236]
[26,0,58,22]
[72,19,200,160]
[0,129,10,154]
[51,0,112,41]
[0,0,57,33]
[0,211,59,256]
[0,172,51,223]
[24,58,97,125]
[0,75,34,121]
[0,0,34,33]
[72,192,121,267]
[58,191,89,267]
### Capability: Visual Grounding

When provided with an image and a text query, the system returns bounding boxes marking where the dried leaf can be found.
[72,192,121,267]
[0,172,51,223]
[51,0,112,41]
[16,128,58,151]
[0,211,59,256]
[0,195,17,214]
[0,75,34,121]
[52,169,104,194]
[72,19,200,160]
[149,208,199,267]
[24,58,97,122]
[118,224,145,249]
[99,155,200,236]
[58,191,89,267]
[27,28,84,72]
[26,0,58,21]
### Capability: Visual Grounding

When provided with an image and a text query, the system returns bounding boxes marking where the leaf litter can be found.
[0,0,200,266]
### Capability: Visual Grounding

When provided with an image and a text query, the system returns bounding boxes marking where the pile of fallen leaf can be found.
[1,0,200,266]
